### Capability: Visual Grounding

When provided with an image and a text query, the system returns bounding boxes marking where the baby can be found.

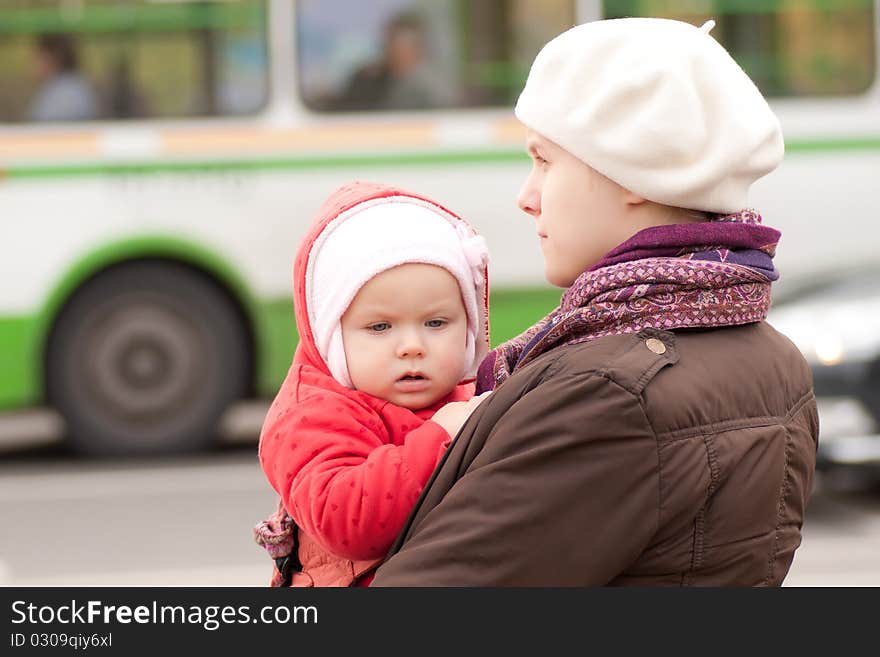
[254,181,490,586]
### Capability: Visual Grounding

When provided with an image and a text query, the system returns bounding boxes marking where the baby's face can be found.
[341,263,468,410]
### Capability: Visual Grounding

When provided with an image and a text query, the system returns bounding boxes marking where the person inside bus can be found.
[28,33,100,122]
[253,182,490,586]
[335,13,449,111]
[371,17,818,586]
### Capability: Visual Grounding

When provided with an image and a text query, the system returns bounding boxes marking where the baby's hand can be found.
[431,391,492,439]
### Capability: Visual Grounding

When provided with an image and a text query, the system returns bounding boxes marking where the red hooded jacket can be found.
[258,181,489,586]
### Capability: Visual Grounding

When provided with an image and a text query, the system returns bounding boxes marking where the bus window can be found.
[603,0,876,97]
[295,0,576,112]
[0,0,269,123]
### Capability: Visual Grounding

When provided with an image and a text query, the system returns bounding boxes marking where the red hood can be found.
[291,181,490,378]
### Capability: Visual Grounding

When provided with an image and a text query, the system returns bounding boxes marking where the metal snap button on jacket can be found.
[645,337,667,355]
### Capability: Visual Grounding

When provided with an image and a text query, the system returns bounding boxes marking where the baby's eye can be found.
[425,319,446,328]
[368,322,391,332]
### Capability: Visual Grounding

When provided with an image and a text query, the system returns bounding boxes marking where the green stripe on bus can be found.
[3,137,880,180]
[257,298,297,398]
[0,3,264,35]
[0,286,560,410]
[488,287,561,347]
[0,316,39,409]
[785,137,880,153]
[3,150,529,179]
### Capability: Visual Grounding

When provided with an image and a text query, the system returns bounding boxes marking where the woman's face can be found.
[517,130,636,287]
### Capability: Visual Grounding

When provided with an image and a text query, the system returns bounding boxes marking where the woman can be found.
[371,17,818,586]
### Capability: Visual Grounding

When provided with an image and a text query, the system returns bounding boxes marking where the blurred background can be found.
[1,0,878,586]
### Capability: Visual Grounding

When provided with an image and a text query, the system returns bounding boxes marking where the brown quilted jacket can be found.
[372,323,819,586]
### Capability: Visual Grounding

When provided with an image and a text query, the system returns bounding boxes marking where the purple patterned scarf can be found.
[476,209,780,393]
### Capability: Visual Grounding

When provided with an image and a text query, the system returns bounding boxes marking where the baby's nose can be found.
[397,332,425,358]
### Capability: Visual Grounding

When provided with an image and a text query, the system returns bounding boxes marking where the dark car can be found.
[767,268,880,484]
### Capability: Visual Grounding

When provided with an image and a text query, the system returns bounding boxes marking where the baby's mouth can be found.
[394,372,431,392]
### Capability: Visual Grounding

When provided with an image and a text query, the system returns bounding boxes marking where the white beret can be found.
[514,17,784,213]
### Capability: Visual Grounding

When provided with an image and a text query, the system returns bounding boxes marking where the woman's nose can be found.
[517,173,541,218]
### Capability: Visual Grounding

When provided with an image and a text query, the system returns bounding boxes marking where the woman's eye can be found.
[368,322,391,332]
[426,319,446,328]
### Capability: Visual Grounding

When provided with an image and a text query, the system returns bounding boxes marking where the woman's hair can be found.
[678,208,711,222]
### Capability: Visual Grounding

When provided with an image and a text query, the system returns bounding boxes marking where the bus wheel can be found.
[46,261,250,456]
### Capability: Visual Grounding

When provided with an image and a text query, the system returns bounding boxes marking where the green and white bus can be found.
[1,0,877,455]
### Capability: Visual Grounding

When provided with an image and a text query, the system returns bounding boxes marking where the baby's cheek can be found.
[440,352,468,380]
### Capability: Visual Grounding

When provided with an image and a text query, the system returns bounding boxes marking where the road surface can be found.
[0,413,877,586]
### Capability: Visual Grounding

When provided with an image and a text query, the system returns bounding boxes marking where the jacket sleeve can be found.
[259,384,453,562]
[371,369,661,586]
